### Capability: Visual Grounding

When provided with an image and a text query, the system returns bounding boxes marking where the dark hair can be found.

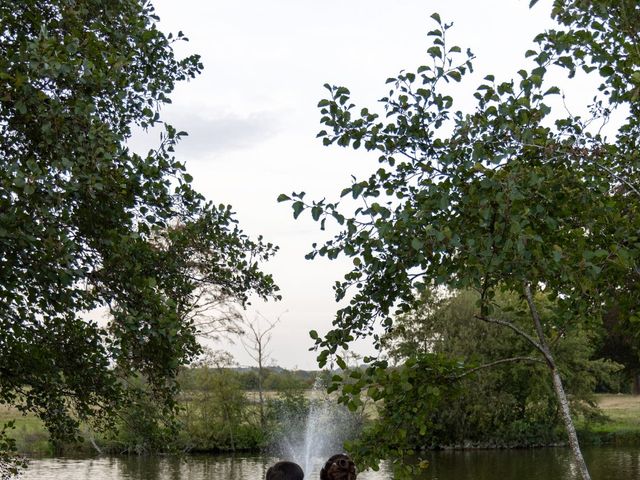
[320,454,357,480]
[266,461,304,480]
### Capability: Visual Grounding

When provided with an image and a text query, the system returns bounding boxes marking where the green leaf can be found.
[427,46,442,59]
[411,238,424,250]
[447,70,462,82]
[600,65,614,76]
[292,201,305,219]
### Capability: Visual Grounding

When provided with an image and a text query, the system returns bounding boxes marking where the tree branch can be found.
[453,356,544,379]
[474,314,552,366]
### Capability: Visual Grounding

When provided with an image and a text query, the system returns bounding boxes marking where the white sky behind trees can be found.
[139,0,573,369]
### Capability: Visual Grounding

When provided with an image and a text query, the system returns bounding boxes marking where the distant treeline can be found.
[180,366,320,393]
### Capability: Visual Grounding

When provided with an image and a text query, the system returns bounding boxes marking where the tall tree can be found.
[0,0,278,460]
[534,0,640,394]
[283,3,639,479]
[240,313,281,429]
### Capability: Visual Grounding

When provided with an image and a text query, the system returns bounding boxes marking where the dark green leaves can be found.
[289,4,640,473]
[0,0,278,450]
[292,201,305,219]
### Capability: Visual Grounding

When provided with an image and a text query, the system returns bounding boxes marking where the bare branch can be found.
[474,314,552,366]
[453,356,544,379]
[239,312,283,365]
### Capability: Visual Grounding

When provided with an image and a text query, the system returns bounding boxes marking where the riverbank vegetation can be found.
[372,290,622,449]
[1,365,316,455]
[3,373,639,457]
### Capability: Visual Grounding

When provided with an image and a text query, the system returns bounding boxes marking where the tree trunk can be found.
[632,372,640,395]
[551,368,591,480]
[523,284,591,480]
[223,405,235,452]
[258,349,265,429]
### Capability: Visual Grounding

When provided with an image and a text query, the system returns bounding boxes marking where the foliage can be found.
[264,389,310,448]
[282,2,639,476]
[263,369,312,392]
[179,350,256,451]
[538,0,640,394]
[340,354,463,477]
[0,423,26,480]
[0,0,278,448]
[596,307,640,393]
[110,385,183,455]
[382,290,619,447]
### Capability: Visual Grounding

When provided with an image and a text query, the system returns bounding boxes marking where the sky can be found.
[140,0,564,369]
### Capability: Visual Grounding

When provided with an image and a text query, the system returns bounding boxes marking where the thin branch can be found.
[593,161,640,199]
[453,356,544,379]
[239,312,282,364]
[474,314,551,365]
[519,140,640,199]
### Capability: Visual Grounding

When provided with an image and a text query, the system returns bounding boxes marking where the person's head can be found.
[319,454,357,480]
[266,461,304,480]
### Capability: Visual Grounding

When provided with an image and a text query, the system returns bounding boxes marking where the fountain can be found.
[275,377,360,477]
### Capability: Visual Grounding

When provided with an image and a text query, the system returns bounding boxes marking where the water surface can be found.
[18,447,639,480]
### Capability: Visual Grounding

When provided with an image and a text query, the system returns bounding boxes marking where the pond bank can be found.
[3,394,640,456]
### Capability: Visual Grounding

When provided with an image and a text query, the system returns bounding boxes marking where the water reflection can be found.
[18,447,639,480]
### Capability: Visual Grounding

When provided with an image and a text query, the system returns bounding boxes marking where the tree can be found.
[240,313,281,429]
[283,3,639,479]
[534,0,640,396]
[381,290,619,447]
[180,349,251,452]
[596,306,640,394]
[0,0,278,457]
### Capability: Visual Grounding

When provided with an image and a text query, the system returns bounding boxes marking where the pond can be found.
[18,447,640,480]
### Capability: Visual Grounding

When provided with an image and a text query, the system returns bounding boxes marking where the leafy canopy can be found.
[380,290,618,447]
[0,0,278,446]
[282,0,639,473]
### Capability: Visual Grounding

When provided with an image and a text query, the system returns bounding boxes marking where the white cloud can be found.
[167,110,281,158]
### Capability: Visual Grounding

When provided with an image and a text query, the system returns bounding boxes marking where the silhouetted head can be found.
[266,461,304,480]
[320,454,357,480]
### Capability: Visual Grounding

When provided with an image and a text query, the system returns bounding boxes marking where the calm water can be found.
[18,447,640,480]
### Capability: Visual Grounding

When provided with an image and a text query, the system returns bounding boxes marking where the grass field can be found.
[583,394,640,436]
[0,404,50,454]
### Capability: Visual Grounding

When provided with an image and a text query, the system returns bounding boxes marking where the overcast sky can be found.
[141,0,565,369]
